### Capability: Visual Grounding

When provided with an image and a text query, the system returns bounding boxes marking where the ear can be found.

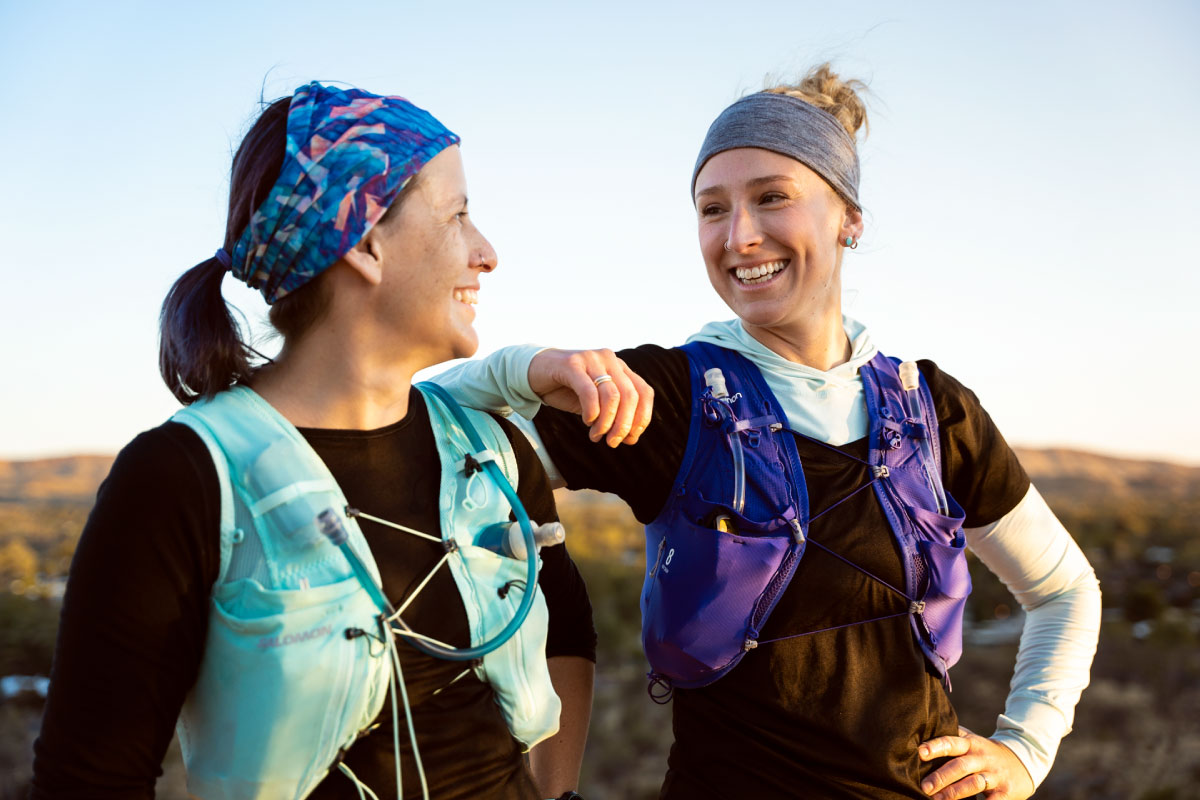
[340,228,385,286]
[840,205,865,242]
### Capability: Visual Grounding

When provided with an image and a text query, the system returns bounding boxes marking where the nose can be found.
[725,204,762,254]
[474,229,498,272]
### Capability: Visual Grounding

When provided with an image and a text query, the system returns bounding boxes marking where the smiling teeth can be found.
[735,260,787,284]
[453,289,478,305]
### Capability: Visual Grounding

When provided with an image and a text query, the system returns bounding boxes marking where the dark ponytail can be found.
[158,256,254,403]
[158,96,293,404]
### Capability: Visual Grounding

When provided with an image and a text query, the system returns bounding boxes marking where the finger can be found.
[930,771,989,800]
[587,371,623,442]
[921,754,985,797]
[918,735,971,761]
[603,370,642,447]
[560,355,602,426]
[621,372,655,445]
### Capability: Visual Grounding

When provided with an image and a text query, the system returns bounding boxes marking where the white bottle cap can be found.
[704,368,729,398]
[534,522,566,547]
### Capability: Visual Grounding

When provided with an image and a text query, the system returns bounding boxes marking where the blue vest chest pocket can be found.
[883,460,971,665]
[641,501,803,688]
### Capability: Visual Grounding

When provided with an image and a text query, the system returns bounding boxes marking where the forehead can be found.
[694,147,822,197]
[412,145,467,206]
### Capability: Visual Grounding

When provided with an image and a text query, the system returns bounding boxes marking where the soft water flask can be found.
[477,521,566,560]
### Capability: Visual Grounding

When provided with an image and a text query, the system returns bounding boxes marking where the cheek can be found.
[698,223,725,265]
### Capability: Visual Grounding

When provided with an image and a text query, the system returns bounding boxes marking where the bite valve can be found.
[898,361,920,392]
[479,520,566,561]
[704,368,729,399]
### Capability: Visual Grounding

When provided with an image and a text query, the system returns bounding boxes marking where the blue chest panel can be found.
[640,343,970,693]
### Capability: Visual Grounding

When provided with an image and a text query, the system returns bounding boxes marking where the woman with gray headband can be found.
[437,63,1099,800]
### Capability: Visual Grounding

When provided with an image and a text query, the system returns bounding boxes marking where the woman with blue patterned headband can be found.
[32,83,595,800]
[436,63,1100,800]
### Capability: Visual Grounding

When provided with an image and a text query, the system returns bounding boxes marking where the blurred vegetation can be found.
[1,451,1198,799]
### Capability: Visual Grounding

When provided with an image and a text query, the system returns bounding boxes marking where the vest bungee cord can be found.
[315,387,547,800]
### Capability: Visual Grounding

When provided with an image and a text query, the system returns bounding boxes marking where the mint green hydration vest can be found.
[173,385,559,800]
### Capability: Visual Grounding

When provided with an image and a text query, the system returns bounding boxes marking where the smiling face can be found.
[694,147,863,352]
[368,145,496,368]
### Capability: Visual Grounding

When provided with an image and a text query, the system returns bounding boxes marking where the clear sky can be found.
[1,0,1197,464]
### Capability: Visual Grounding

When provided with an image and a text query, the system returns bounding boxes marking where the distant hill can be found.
[1,448,1197,508]
[1013,447,1200,509]
[0,456,115,504]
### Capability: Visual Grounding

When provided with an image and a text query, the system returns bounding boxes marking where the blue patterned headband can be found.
[227,82,460,304]
[692,92,861,210]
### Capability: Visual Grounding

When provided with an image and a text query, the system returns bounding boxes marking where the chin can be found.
[449,331,480,361]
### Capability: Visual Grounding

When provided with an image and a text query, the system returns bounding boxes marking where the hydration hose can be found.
[898,361,949,517]
[705,368,747,515]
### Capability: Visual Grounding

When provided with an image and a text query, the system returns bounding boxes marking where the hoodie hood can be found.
[684,315,877,445]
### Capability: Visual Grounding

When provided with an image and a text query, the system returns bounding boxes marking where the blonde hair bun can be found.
[764,63,868,140]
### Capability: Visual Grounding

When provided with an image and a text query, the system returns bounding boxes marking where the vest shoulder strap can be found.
[417,382,519,487]
[859,353,944,468]
[171,385,373,588]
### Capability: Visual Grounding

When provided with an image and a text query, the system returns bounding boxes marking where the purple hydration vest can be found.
[640,343,971,694]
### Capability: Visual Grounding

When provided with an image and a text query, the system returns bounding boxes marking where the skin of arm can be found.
[529,655,595,798]
[918,484,1101,799]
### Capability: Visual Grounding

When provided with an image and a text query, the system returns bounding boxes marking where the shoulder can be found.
[618,344,689,392]
[105,419,218,502]
[487,412,558,522]
[488,412,535,464]
[74,418,222,595]
[913,360,1030,527]
[915,359,980,417]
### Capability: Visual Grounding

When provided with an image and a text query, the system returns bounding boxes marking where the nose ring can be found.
[724,241,732,252]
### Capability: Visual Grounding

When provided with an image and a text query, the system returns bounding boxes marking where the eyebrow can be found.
[695,174,797,199]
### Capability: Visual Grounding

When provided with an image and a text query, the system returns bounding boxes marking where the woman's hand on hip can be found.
[918,727,1035,800]
[527,349,654,447]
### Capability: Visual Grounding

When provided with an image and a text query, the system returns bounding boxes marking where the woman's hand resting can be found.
[919,727,1035,800]
[527,348,653,447]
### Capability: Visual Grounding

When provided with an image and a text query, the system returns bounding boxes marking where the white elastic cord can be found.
[337,761,382,800]
[386,627,429,799]
[388,627,458,650]
[352,510,443,543]
[389,551,453,620]
[431,667,473,697]
[461,469,489,511]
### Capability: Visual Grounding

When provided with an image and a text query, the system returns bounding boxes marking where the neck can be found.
[740,308,851,371]
[251,320,427,431]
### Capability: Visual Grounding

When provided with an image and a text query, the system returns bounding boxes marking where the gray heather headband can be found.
[692,92,861,210]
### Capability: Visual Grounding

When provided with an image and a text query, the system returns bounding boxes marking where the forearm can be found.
[529,655,594,798]
[964,485,1102,788]
[432,344,546,417]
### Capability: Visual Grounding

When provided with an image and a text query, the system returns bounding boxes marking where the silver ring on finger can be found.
[592,374,614,387]
[981,773,994,792]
